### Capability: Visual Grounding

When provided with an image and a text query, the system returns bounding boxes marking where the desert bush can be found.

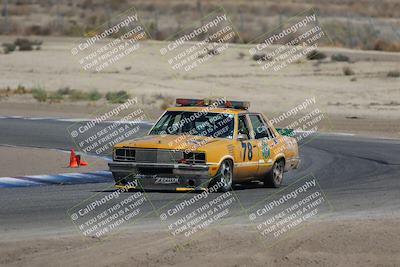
[14,38,42,51]
[88,90,102,101]
[106,90,130,104]
[198,48,219,58]
[64,24,85,37]
[69,89,89,101]
[15,38,33,51]
[32,87,47,102]
[238,52,246,59]
[160,96,174,110]
[252,53,271,61]
[306,50,327,60]
[387,71,400,78]
[331,53,350,62]
[57,86,72,95]
[18,42,33,51]
[0,87,12,99]
[207,48,219,56]
[13,85,30,94]
[25,25,51,36]
[2,43,16,54]
[343,66,355,76]
[374,40,400,52]
[48,92,64,103]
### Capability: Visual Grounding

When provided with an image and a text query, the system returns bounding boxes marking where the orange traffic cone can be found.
[69,149,79,168]
[75,154,89,167]
[80,158,89,166]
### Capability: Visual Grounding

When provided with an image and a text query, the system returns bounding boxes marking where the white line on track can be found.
[0,116,153,125]
[0,171,113,188]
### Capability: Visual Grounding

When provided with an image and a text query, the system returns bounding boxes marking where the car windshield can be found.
[150,111,235,139]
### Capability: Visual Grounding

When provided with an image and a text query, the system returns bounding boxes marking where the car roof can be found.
[166,106,249,114]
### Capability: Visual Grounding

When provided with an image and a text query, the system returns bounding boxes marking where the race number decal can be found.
[241,142,253,161]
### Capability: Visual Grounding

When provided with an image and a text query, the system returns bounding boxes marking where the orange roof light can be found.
[175,98,250,110]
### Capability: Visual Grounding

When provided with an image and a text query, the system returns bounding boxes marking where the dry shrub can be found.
[48,92,64,103]
[25,25,51,36]
[0,88,12,99]
[13,85,31,94]
[343,66,355,76]
[331,54,350,62]
[106,90,130,104]
[2,43,16,54]
[238,52,246,59]
[374,40,400,52]
[32,87,48,102]
[14,38,42,51]
[306,50,327,60]
[387,71,400,78]
[160,96,174,110]
[252,53,271,61]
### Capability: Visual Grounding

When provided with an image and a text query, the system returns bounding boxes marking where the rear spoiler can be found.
[276,128,295,137]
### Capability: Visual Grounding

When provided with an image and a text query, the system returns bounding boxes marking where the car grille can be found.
[114,148,184,163]
[114,148,136,161]
[183,152,206,164]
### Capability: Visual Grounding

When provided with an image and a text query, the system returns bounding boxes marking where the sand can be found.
[0,217,399,267]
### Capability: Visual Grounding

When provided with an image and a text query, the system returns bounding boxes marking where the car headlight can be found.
[179,152,206,164]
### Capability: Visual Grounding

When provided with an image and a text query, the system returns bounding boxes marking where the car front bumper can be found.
[108,162,211,191]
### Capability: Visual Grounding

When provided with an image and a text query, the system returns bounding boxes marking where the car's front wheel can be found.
[210,160,233,192]
[263,159,284,188]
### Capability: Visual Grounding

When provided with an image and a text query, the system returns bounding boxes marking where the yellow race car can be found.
[108,98,300,192]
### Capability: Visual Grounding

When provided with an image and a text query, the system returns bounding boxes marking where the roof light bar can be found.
[175,98,250,110]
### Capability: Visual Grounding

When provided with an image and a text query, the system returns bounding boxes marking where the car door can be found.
[248,114,277,176]
[234,115,259,180]
[263,115,298,166]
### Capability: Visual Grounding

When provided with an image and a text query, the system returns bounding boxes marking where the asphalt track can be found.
[0,117,399,239]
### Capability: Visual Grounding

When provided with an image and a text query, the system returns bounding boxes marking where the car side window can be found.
[258,114,275,139]
[249,114,269,139]
[238,115,251,139]
[267,127,275,139]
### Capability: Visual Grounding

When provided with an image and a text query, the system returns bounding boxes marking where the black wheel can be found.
[209,160,233,192]
[263,159,284,188]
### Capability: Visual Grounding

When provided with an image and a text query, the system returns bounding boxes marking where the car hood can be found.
[115,134,229,151]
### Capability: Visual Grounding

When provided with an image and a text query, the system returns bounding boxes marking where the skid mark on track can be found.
[0,171,113,188]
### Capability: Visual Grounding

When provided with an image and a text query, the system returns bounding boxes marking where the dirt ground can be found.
[0,146,108,177]
[0,217,399,267]
[0,37,399,139]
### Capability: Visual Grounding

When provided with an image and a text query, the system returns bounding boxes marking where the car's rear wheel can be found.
[210,160,233,192]
[263,159,284,188]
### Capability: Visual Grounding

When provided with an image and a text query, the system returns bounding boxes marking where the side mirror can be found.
[237,133,248,141]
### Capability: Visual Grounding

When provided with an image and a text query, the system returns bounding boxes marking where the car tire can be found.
[263,159,284,188]
[209,160,233,192]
